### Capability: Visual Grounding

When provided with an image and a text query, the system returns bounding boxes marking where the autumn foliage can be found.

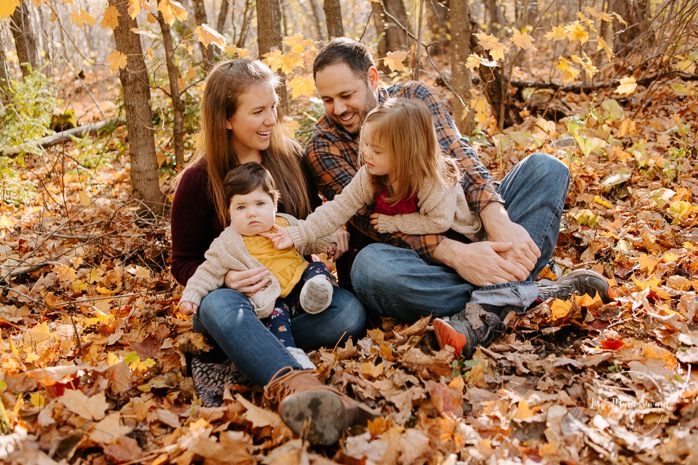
[1,0,698,464]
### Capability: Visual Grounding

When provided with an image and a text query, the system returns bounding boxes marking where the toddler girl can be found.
[265,98,482,252]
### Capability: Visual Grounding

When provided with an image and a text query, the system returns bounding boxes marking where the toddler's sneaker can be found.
[300,276,334,314]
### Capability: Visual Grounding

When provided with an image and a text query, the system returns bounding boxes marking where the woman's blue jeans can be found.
[194,286,366,386]
[350,153,570,323]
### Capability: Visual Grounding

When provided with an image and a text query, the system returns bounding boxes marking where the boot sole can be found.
[279,391,346,446]
[434,318,466,357]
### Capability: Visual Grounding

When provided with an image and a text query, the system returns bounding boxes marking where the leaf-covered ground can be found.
[1,73,697,465]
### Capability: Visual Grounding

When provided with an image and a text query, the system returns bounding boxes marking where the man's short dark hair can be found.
[313,38,375,81]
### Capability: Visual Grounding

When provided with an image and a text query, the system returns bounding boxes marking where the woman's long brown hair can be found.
[179,59,312,226]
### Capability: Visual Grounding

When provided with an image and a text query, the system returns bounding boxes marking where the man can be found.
[304,38,611,359]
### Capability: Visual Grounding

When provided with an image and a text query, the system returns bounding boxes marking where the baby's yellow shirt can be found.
[242,216,308,297]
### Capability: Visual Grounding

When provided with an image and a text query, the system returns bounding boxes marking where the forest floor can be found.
[1,65,697,465]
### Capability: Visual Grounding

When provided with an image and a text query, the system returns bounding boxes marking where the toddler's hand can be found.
[370,213,381,230]
[261,224,294,249]
[179,301,198,315]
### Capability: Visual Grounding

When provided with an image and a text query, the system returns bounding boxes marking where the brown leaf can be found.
[425,381,463,418]
[103,436,143,463]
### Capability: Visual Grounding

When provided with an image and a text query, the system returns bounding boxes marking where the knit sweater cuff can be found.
[376,214,396,233]
[287,226,305,249]
[313,235,333,254]
[180,290,203,306]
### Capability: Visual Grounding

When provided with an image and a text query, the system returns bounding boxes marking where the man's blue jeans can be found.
[350,153,570,323]
[194,286,366,386]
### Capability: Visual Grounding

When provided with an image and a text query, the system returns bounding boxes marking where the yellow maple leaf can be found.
[0,215,15,229]
[565,22,589,44]
[54,263,77,283]
[0,0,20,19]
[195,24,225,50]
[575,293,601,307]
[512,30,537,51]
[127,0,141,19]
[514,399,534,420]
[30,392,45,408]
[638,253,658,273]
[545,25,567,40]
[263,49,284,73]
[616,76,637,95]
[69,8,96,27]
[384,50,408,72]
[632,275,662,291]
[571,53,598,79]
[280,52,303,74]
[107,50,127,73]
[550,299,572,321]
[284,33,314,54]
[465,53,482,72]
[157,0,187,25]
[61,389,109,420]
[475,33,510,61]
[100,5,120,30]
[597,36,615,60]
[556,57,580,83]
[288,76,315,99]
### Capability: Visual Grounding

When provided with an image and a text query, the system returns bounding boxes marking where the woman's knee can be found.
[197,288,255,328]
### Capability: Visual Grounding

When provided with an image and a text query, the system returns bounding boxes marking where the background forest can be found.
[1,0,697,464]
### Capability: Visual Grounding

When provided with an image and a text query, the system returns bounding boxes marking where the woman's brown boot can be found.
[264,367,379,446]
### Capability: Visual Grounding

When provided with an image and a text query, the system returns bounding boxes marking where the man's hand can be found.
[224,267,271,297]
[479,202,539,278]
[179,301,199,315]
[434,239,529,286]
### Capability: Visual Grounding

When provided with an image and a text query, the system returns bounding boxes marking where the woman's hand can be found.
[179,301,199,315]
[261,224,294,249]
[224,267,271,297]
[326,228,349,260]
[369,213,381,229]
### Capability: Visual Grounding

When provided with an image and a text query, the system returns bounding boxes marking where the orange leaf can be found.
[600,339,624,350]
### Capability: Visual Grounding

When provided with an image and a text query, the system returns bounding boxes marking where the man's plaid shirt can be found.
[304,81,504,262]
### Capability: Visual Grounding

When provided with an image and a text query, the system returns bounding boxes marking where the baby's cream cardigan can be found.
[181,213,333,319]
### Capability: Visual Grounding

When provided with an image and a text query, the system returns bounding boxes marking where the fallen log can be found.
[1,117,125,157]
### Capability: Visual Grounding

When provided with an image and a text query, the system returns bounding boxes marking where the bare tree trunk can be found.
[485,0,505,37]
[323,0,344,39]
[372,0,410,73]
[157,8,185,171]
[611,0,651,55]
[257,0,289,115]
[109,0,164,212]
[450,0,475,135]
[235,0,254,48]
[0,35,10,103]
[10,1,40,76]
[192,0,215,71]
[305,0,325,41]
[426,0,449,55]
[216,0,230,33]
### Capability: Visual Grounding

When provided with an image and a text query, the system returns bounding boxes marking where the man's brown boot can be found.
[264,367,379,446]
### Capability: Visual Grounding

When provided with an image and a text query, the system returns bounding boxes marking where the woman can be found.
[171,59,371,445]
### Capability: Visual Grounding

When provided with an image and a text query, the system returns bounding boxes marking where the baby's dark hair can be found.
[223,162,280,206]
